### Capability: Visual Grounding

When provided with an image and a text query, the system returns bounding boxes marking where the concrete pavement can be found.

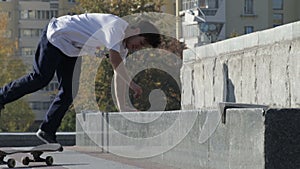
[0,146,177,169]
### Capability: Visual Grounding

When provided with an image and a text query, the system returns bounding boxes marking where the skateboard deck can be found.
[0,143,63,168]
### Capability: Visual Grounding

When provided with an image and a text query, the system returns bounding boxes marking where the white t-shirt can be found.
[46,13,129,58]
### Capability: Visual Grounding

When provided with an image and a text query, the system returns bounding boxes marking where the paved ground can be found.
[0,146,177,169]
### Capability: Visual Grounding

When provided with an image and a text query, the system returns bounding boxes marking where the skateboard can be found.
[0,143,63,168]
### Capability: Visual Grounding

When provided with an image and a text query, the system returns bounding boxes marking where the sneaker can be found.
[36,129,58,144]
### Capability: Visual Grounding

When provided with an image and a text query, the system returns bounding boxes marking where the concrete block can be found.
[183,48,196,63]
[210,31,259,57]
[181,64,195,109]
[242,31,259,49]
[289,53,300,107]
[265,109,300,169]
[292,21,300,40]
[76,108,300,169]
[195,43,220,60]
[258,23,293,46]
[254,47,272,105]
[227,55,243,103]
[159,110,208,169]
[195,45,208,60]
[212,40,228,56]
[213,58,225,104]
[226,36,246,53]
[270,43,290,107]
[202,58,217,107]
[194,63,205,108]
[182,21,300,109]
[227,109,265,169]
[185,38,199,50]
[241,51,256,103]
[222,38,235,54]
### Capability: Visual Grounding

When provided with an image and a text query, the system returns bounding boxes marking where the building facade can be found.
[0,0,76,124]
[178,0,300,48]
[226,0,300,38]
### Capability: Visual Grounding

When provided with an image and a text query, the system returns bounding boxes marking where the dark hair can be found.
[134,20,161,48]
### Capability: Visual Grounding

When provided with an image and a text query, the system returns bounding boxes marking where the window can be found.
[273,13,283,27]
[20,10,35,19]
[30,101,52,110]
[244,26,254,34]
[20,10,58,20]
[20,10,29,19]
[28,10,35,19]
[20,29,42,37]
[244,0,254,14]
[50,3,59,9]
[42,82,59,92]
[21,47,35,56]
[200,0,218,8]
[273,0,283,10]
[182,0,198,10]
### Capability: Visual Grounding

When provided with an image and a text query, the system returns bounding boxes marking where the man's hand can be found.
[109,49,143,111]
[130,81,143,98]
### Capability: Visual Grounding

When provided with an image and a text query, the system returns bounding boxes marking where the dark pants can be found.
[0,26,81,135]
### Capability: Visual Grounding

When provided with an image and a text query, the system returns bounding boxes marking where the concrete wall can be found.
[76,21,300,169]
[76,108,300,169]
[181,21,300,109]
[0,132,75,147]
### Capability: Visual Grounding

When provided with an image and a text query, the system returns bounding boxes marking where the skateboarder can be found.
[0,13,161,143]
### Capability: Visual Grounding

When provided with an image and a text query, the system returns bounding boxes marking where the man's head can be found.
[124,20,161,53]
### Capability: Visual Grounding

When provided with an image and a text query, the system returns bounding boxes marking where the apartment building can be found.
[226,0,300,37]
[0,0,76,124]
[178,0,300,47]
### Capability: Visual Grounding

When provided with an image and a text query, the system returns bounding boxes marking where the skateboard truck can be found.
[22,151,54,166]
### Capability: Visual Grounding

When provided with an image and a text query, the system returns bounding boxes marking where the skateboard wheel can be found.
[58,146,64,152]
[7,158,16,168]
[22,156,30,165]
[45,156,53,166]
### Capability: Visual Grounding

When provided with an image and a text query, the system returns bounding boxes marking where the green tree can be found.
[60,0,186,131]
[0,12,35,132]
[71,0,166,112]
[58,105,76,132]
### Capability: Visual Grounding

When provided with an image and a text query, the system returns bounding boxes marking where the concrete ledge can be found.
[76,108,300,169]
[0,132,75,147]
[181,21,300,109]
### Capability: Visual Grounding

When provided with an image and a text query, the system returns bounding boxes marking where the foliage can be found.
[69,0,184,115]
[0,12,35,132]
[59,0,186,131]
[73,0,164,17]
[229,30,240,38]
[58,105,76,132]
[95,59,118,112]
[0,100,34,132]
[125,36,185,111]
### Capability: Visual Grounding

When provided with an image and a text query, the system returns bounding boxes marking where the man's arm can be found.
[109,49,142,111]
